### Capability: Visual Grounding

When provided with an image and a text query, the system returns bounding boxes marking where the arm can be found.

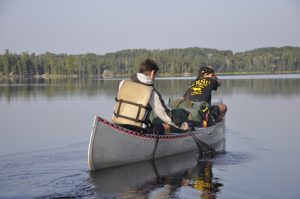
[207,66,221,87]
[149,91,178,127]
[212,73,221,87]
[149,91,189,131]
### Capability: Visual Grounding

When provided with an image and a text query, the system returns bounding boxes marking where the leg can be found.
[217,103,227,120]
[162,123,170,135]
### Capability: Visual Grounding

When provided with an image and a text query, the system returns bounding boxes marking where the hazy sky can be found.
[1,0,299,55]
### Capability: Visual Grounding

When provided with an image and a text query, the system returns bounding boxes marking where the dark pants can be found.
[119,123,165,135]
[208,105,221,125]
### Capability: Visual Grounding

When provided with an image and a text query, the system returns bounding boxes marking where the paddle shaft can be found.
[190,133,215,159]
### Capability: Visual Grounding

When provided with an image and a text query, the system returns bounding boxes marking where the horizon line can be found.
[1,45,299,56]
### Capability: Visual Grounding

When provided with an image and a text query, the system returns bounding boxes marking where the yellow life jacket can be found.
[112,80,153,127]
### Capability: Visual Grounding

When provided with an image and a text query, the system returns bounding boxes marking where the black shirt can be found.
[184,77,218,105]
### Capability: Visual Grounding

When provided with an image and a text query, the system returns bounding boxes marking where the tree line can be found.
[0,46,299,77]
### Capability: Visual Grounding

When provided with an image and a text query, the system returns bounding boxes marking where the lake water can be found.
[0,74,300,198]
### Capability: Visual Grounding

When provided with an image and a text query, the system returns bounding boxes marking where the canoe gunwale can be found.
[96,116,222,140]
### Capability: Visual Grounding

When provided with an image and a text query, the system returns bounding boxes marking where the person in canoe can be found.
[183,66,227,125]
[112,58,189,135]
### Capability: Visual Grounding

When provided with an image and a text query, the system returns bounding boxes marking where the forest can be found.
[0,46,299,77]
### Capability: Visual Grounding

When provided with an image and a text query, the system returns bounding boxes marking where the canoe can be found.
[88,116,226,170]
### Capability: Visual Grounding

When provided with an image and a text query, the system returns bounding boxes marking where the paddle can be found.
[190,133,215,159]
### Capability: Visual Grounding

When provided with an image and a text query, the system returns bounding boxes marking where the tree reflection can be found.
[1,76,299,102]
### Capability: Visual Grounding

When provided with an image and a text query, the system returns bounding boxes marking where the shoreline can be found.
[0,71,299,80]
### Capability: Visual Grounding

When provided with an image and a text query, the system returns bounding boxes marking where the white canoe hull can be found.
[88,116,225,170]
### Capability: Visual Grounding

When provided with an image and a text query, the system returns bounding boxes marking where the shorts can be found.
[209,105,220,125]
[210,105,220,117]
[151,123,165,135]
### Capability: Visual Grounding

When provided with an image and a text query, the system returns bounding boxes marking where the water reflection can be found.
[0,77,121,101]
[220,78,300,96]
[89,151,223,199]
[178,161,222,199]
[1,75,300,102]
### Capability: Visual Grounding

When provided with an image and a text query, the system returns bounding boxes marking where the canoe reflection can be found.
[89,151,223,199]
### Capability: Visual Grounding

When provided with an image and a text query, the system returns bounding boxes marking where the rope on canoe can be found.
[151,136,159,160]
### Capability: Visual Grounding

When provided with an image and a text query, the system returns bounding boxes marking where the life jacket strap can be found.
[114,97,152,123]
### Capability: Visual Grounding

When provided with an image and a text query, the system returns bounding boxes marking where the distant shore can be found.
[1,47,300,79]
[1,70,299,80]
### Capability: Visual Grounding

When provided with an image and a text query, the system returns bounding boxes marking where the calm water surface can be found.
[0,74,300,198]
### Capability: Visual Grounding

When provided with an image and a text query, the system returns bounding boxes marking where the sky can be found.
[0,0,300,55]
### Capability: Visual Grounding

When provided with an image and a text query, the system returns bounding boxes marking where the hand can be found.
[179,122,189,131]
[207,65,214,70]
